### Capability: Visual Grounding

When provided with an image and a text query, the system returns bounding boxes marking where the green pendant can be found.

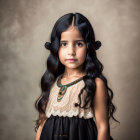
[57,85,67,101]
[57,74,86,102]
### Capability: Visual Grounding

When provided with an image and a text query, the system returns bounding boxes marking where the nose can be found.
[68,43,76,56]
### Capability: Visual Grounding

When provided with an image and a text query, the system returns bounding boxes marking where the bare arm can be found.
[35,119,47,140]
[93,78,110,140]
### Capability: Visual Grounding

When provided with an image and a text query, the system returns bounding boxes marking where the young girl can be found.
[34,12,119,140]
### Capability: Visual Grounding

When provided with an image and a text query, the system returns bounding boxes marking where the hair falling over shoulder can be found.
[34,12,120,132]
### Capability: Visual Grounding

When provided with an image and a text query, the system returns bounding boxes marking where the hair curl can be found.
[34,12,120,132]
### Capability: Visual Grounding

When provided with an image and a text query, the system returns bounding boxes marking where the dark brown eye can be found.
[75,42,83,47]
[60,42,67,47]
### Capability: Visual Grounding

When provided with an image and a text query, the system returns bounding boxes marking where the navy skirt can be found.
[40,115,113,140]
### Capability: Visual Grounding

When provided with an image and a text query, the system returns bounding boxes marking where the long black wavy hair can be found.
[34,12,120,132]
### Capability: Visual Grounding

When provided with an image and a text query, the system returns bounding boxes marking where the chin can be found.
[65,64,81,69]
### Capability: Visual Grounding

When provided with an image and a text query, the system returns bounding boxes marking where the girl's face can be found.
[58,26,87,71]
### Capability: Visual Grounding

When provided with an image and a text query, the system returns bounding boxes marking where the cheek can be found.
[78,49,87,60]
[58,49,65,61]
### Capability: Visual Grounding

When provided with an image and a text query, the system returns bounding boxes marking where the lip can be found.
[66,59,77,62]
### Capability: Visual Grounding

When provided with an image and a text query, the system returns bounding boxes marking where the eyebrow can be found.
[60,40,85,42]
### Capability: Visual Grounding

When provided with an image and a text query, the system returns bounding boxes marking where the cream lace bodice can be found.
[45,74,95,120]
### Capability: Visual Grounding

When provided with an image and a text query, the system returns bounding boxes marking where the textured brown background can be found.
[0,0,140,140]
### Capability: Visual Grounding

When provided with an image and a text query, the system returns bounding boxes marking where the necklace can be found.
[56,74,86,102]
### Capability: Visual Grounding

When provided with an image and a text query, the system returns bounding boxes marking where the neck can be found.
[63,67,86,79]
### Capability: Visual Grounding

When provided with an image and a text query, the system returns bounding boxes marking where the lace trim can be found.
[46,107,95,120]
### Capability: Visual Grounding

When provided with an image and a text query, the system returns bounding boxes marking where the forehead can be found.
[60,26,83,40]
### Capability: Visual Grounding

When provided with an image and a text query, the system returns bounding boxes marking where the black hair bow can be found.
[45,42,51,50]
[95,40,102,50]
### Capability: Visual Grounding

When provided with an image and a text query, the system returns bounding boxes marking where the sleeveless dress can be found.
[40,74,113,140]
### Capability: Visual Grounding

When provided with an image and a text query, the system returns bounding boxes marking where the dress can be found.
[40,74,113,140]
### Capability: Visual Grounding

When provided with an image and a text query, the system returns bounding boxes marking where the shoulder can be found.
[94,77,107,97]
[95,77,106,88]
